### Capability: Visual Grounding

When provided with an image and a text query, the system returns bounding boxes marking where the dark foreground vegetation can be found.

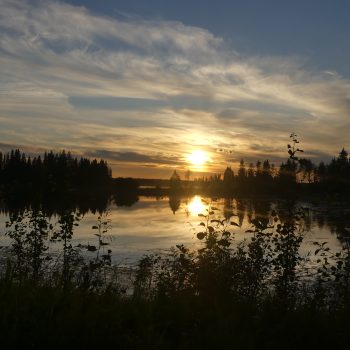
[1,204,350,349]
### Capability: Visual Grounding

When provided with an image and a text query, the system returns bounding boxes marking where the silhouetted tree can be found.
[247,163,255,180]
[223,166,234,192]
[262,160,272,181]
[316,161,327,183]
[238,160,246,180]
[184,169,192,182]
[0,149,112,197]
[169,196,181,214]
[298,158,315,183]
[170,170,182,191]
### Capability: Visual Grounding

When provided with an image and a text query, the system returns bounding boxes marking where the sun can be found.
[187,150,209,166]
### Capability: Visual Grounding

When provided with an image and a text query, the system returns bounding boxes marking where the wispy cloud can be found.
[0,0,349,177]
[86,150,184,167]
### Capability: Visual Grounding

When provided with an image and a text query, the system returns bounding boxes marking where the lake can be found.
[0,195,347,265]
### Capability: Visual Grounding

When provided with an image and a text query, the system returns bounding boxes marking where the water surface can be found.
[0,195,346,264]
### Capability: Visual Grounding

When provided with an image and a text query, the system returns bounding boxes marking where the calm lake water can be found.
[0,195,346,265]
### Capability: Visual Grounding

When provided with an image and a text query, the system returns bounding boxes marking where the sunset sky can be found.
[1,0,350,178]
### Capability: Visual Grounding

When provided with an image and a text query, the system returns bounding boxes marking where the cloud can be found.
[69,96,167,111]
[85,149,184,167]
[0,0,350,177]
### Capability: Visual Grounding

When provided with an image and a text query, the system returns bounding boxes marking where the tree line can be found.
[171,134,350,195]
[224,147,350,191]
[0,149,112,196]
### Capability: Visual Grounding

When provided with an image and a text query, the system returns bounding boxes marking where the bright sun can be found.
[187,150,209,166]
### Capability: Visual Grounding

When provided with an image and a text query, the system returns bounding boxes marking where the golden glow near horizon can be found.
[187,150,209,169]
[187,195,206,216]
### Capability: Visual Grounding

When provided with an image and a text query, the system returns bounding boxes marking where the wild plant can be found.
[79,211,114,292]
[271,210,304,306]
[133,254,161,298]
[133,200,309,310]
[51,211,81,287]
[313,236,350,308]
[194,201,239,299]
[5,210,52,283]
[92,211,112,264]
[243,215,275,301]
[134,201,241,300]
[155,244,196,298]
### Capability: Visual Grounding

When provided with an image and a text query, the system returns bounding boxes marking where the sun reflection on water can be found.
[187,195,206,216]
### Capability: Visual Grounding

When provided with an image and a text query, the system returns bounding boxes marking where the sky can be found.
[0,0,350,178]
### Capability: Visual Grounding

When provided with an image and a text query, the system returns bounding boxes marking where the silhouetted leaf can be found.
[218,239,230,247]
[197,232,206,240]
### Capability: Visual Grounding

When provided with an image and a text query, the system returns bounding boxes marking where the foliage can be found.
[134,203,308,307]
[5,211,51,282]
[51,211,82,287]
[2,203,350,348]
